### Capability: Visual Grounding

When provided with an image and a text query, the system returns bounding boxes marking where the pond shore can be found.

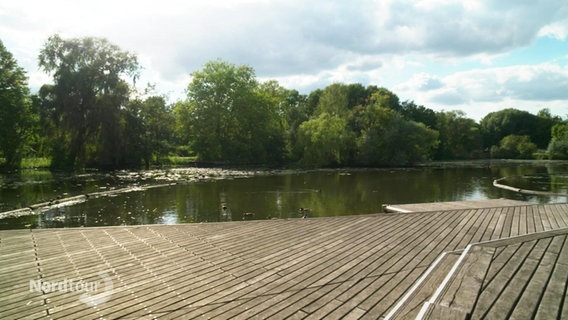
[2,160,568,228]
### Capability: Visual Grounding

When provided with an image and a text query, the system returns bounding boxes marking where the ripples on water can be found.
[1,161,568,229]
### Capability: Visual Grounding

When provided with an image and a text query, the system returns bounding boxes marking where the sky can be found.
[1,0,568,120]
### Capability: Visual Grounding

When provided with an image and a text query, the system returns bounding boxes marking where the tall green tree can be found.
[186,60,284,163]
[480,108,557,150]
[547,122,568,159]
[173,100,193,154]
[357,104,439,166]
[139,96,175,167]
[297,113,355,166]
[315,83,350,117]
[0,40,34,169]
[272,89,309,161]
[38,34,139,169]
[435,111,482,159]
[369,88,400,112]
[399,100,437,128]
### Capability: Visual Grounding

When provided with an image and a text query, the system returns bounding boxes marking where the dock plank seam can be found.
[3,202,568,319]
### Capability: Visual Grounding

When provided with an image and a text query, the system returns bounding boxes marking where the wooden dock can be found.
[1,202,568,319]
[382,199,529,213]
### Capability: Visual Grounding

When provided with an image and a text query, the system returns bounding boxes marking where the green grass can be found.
[0,157,51,169]
[1,156,199,170]
[165,156,198,166]
[21,157,51,169]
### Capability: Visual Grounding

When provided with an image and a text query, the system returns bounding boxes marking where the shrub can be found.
[547,140,568,160]
[490,135,537,159]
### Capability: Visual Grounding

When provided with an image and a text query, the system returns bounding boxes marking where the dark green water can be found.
[1,161,567,229]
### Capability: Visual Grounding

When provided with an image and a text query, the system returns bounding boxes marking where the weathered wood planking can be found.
[382,199,529,213]
[415,228,568,320]
[1,203,567,319]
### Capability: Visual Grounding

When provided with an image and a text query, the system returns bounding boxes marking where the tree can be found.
[38,34,139,169]
[547,122,568,159]
[267,89,310,161]
[547,140,568,160]
[551,122,568,141]
[186,60,284,163]
[369,88,400,112]
[399,100,437,128]
[315,83,350,117]
[435,111,482,159]
[480,108,556,150]
[297,113,355,166]
[0,40,34,169]
[536,108,562,150]
[346,83,368,108]
[490,135,537,159]
[173,100,193,154]
[357,105,438,166]
[139,96,175,167]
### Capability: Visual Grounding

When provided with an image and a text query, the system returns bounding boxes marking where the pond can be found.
[1,161,568,229]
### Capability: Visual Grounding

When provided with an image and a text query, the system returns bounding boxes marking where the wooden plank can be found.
[519,205,529,235]
[511,206,521,237]
[425,304,468,319]
[437,246,495,314]
[266,209,474,316]
[487,207,506,241]
[534,234,568,319]
[510,234,564,319]
[553,203,568,228]
[331,212,437,282]
[476,227,568,249]
[264,284,341,319]
[536,205,550,232]
[477,207,500,242]
[187,218,386,316]
[384,199,529,213]
[500,207,515,238]
[387,252,460,319]
[366,209,466,277]
[1,203,568,319]
[544,204,561,230]
[361,269,435,319]
[471,240,536,318]
[328,305,367,320]
[468,208,496,244]
[473,238,550,319]
[525,205,536,234]
[445,209,487,251]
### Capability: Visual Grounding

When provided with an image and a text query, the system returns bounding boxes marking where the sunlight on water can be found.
[2,162,568,229]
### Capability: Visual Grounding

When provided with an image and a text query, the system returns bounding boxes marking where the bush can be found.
[490,135,537,159]
[547,140,568,160]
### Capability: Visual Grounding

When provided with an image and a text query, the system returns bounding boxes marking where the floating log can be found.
[493,177,568,197]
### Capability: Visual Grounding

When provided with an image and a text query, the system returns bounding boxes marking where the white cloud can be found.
[539,20,568,40]
[396,63,568,119]
[1,0,568,113]
[397,73,443,91]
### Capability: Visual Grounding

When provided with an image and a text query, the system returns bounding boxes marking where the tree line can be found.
[1,35,567,171]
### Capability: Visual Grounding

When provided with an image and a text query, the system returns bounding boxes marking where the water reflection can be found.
[2,163,568,229]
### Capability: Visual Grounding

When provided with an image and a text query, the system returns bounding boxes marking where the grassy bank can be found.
[0,157,51,169]
[1,156,198,170]
[164,156,198,166]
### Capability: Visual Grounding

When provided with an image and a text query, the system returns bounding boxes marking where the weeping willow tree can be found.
[38,34,140,169]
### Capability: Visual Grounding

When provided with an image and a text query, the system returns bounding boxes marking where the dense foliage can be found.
[547,123,568,160]
[37,35,140,168]
[0,40,35,169]
[0,35,565,170]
